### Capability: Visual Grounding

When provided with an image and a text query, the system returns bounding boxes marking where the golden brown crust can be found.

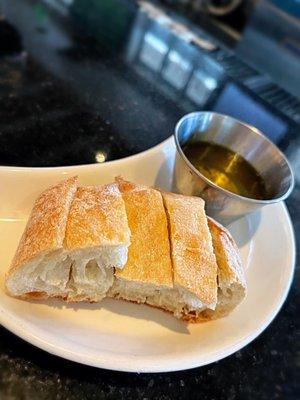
[207,217,246,289]
[115,179,173,287]
[7,176,78,278]
[162,191,218,306]
[12,291,49,300]
[197,217,246,320]
[64,183,130,250]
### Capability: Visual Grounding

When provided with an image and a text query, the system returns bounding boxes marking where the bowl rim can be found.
[174,111,295,205]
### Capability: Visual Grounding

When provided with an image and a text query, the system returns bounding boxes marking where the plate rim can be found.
[0,137,173,171]
[0,202,295,373]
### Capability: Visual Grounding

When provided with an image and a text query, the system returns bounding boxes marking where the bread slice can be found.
[162,192,218,319]
[63,183,130,301]
[109,180,219,319]
[5,179,130,301]
[5,176,78,299]
[198,217,246,320]
[108,179,175,308]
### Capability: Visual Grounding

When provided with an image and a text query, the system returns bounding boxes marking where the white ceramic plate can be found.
[0,138,295,373]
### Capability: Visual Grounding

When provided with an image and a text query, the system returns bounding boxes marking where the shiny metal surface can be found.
[173,112,294,224]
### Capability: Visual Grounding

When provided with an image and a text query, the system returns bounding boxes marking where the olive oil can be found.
[183,141,268,200]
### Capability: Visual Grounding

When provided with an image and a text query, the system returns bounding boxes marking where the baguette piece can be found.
[6,179,130,301]
[6,177,78,299]
[63,183,131,301]
[162,192,218,319]
[108,180,174,308]
[199,217,246,320]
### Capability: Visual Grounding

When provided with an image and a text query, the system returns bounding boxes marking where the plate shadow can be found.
[30,298,190,334]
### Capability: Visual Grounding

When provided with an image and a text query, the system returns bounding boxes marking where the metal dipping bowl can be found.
[173,112,294,224]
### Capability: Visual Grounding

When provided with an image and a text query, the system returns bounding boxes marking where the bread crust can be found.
[114,179,173,288]
[197,217,246,320]
[208,217,246,288]
[162,191,218,307]
[6,176,78,279]
[64,183,130,250]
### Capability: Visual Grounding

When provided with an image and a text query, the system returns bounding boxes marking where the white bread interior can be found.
[6,248,121,301]
[110,278,206,318]
[65,247,128,301]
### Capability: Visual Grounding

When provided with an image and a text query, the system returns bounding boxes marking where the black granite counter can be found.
[0,0,299,399]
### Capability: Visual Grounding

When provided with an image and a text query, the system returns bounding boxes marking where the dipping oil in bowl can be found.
[174,112,294,223]
[183,141,268,200]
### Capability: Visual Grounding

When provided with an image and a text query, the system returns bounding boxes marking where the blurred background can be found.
[0,0,299,166]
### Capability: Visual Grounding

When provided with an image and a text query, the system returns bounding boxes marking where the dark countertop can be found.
[0,0,299,399]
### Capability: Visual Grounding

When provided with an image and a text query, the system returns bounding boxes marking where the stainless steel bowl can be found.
[173,112,294,224]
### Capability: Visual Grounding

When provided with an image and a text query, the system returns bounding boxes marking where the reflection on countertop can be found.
[0,0,298,167]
